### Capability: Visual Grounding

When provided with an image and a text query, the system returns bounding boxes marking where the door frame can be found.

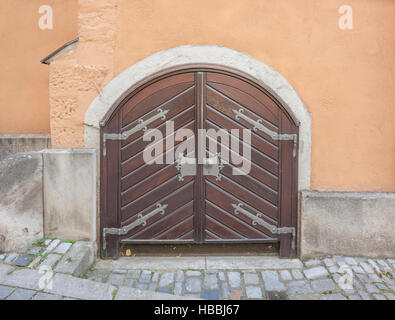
[99,65,300,258]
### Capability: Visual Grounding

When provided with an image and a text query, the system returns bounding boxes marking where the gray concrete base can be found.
[0,153,44,253]
[0,135,50,161]
[0,149,96,253]
[301,191,395,258]
[42,149,96,241]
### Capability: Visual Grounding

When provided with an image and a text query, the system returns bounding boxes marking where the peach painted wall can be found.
[0,0,77,134]
[112,0,395,192]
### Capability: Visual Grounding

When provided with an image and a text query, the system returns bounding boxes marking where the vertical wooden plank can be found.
[195,72,206,243]
[279,112,298,258]
[100,112,121,258]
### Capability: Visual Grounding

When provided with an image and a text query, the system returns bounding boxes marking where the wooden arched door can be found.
[100,67,298,258]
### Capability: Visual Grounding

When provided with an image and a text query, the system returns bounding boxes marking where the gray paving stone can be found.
[40,254,62,269]
[184,293,201,298]
[244,272,260,285]
[291,269,304,280]
[218,272,226,281]
[107,273,125,286]
[304,266,328,279]
[359,290,372,300]
[348,295,361,300]
[0,285,14,299]
[54,242,94,276]
[221,282,230,299]
[44,239,52,246]
[4,253,18,264]
[373,294,387,300]
[53,242,72,254]
[288,293,320,300]
[323,258,334,267]
[31,292,62,300]
[387,258,395,266]
[287,280,313,294]
[328,265,339,273]
[376,283,387,290]
[204,274,219,289]
[139,270,152,283]
[158,288,171,294]
[333,256,344,262]
[43,239,61,254]
[344,257,357,265]
[176,270,184,282]
[351,265,364,274]
[320,293,346,300]
[186,270,201,277]
[158,288,172,294]
[360,262,374,273]
[246,286,262,299]
[185,278,202,293]
[368,274,382,283]
[7,288,36,300]
[28,256,42,269]
[376,259,391,271]
[127,270,141,279]
[0,268,43,290]
[202,289,220,300]
[367,259,381,272]
[0,254,5,261]
[174,282,183,295]
[124,279,134,287]
[159,272,174,287]
[113,269,127,274]
[28,247,43,255]
[261,271,285,292]
[365,284,379,293]
[356,273,369,283]
[152,272,160,282]
[280,270,292,281]
[386,293,395,300]
[13,254,35,267]
[135,283,148,290]
[304,259,321,267]
[228,272,241,288]
[205,269,219,274]
[311,279,335,293]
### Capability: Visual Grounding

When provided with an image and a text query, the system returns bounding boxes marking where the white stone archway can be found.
[84,45,311,191]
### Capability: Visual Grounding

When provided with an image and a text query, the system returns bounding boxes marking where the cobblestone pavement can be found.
[1,239,394,300]
[84,255,395,300]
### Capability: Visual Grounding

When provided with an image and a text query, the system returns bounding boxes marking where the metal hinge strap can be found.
[103,108,168,155]
[232,203,295,249]
[102,203,167,250]
[233,108,297,157]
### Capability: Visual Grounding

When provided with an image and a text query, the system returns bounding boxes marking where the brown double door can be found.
[101,68,298,259]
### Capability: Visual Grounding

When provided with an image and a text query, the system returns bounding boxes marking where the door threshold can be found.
[120,243,279,257]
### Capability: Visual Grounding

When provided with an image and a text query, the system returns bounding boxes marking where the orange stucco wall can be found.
[5,0,395,192]
[0,0,77,134]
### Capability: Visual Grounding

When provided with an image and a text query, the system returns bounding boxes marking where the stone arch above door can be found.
[84,45,311,190]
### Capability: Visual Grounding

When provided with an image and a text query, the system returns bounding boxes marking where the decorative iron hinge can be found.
[232,203,295,249]
[174,153,225,181]
[233,108,297,157]
[103,108,168,155]
[102,203,167,250]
